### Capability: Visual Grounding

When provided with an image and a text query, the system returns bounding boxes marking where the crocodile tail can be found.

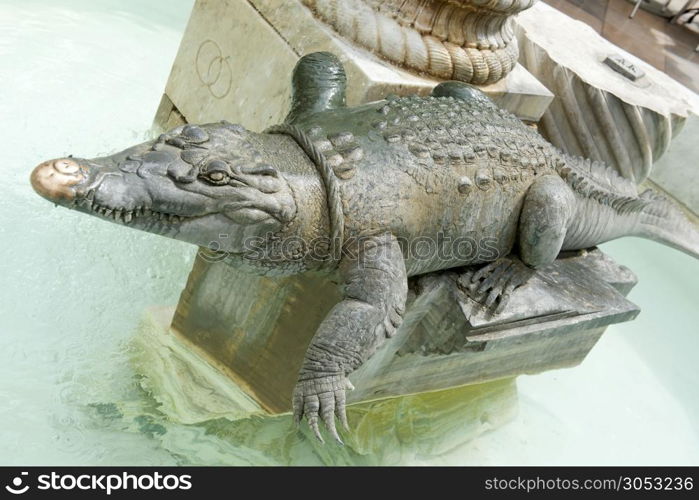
[633,189,699,259]
[558,154,699,259]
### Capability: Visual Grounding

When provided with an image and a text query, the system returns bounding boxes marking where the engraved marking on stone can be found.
[195,39,233,99]
[603,54,645,81]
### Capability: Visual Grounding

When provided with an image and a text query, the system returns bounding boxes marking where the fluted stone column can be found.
[515,2,699,196]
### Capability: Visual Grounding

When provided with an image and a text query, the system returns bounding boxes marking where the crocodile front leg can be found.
[292,233,407,443]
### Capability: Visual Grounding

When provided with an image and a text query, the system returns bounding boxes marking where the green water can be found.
[0,0,697,465]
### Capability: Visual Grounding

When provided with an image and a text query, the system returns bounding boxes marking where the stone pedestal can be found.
[154,0,553,134]
[138,249,638,416]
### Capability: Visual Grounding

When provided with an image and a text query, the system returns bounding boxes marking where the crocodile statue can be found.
[30,52,699,444]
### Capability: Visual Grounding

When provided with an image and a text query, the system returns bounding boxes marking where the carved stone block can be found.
[154,0,553,134]
[298,0,537,85]
[148,249,638,414]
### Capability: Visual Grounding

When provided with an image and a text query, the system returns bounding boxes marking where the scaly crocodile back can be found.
[370,94,558,180]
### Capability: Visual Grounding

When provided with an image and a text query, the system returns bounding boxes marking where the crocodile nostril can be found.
[53,158,80,174]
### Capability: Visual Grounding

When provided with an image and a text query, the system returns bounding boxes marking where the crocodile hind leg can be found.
[460,257,535,314]
[464,175,575,313]
[292,233,407,443]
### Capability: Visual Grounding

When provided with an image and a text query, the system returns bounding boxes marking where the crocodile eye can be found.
[202,170,230,185]
[200,159,231,185]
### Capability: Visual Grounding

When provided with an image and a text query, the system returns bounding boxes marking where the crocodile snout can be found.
[30,158,86,202]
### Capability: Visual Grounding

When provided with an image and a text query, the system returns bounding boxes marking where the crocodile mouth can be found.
[75,187,196,225]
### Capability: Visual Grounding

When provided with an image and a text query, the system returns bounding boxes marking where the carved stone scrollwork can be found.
[515,2,699,184]
[301,0,537,85]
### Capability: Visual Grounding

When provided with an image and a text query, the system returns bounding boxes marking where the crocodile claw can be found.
[292,374,354,444]
[459,257,534,315]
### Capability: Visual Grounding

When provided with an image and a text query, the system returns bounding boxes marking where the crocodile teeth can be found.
[89,203,185,224]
